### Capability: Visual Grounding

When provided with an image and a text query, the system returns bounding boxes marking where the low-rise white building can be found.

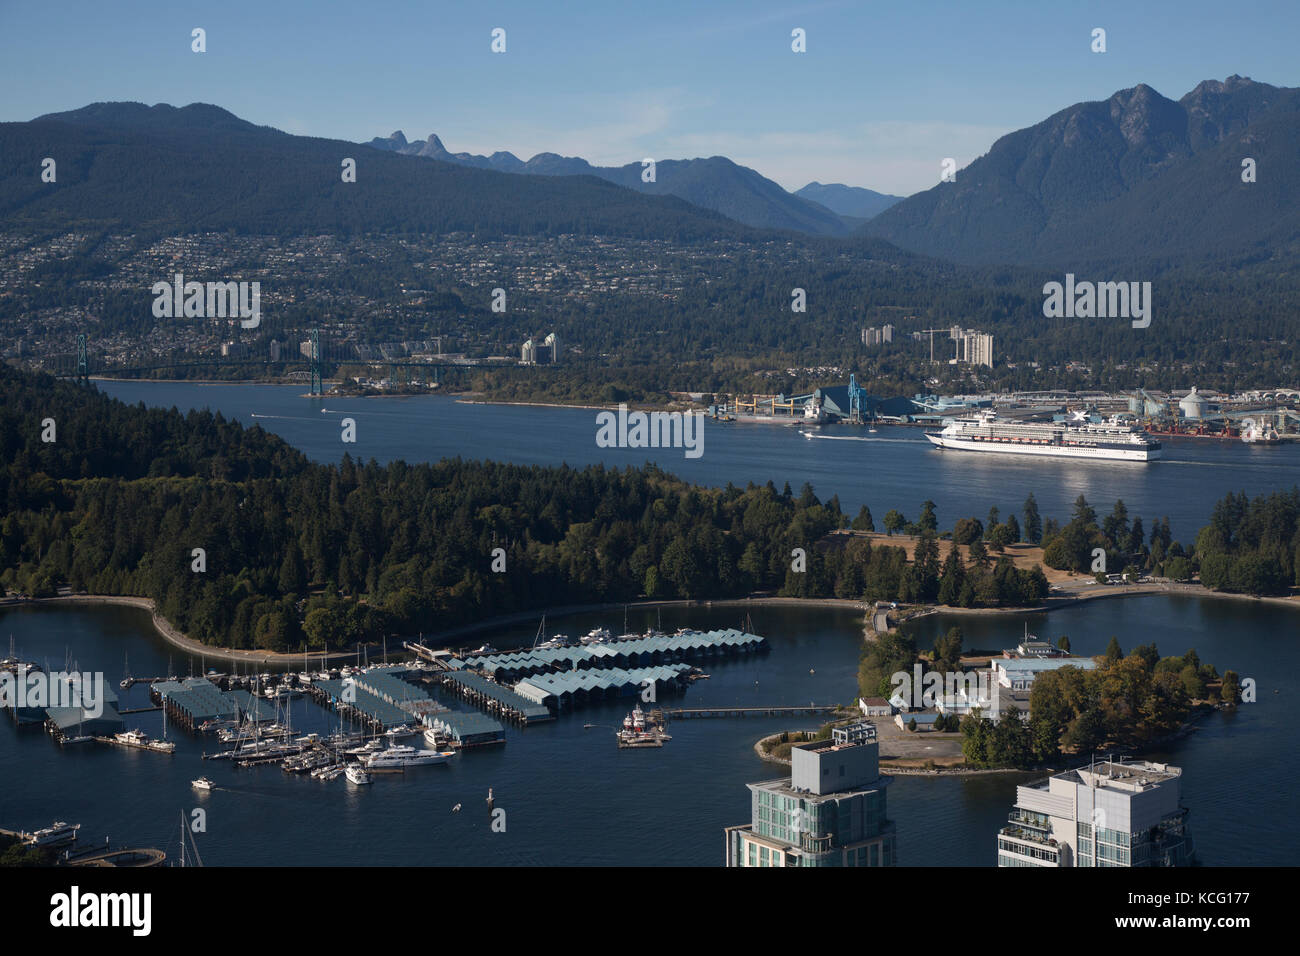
[858,697,893,717]
[990,656,1096,693]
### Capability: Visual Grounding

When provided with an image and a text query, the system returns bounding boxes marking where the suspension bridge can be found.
[44,329,523,396]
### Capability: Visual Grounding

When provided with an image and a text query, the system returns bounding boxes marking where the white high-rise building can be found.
[949,328,994,367]
[997,759,1195,867]
[860,325,894,347]
[521,333,559,365]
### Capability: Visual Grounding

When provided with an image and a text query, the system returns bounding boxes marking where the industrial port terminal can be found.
[698,380,1297,441]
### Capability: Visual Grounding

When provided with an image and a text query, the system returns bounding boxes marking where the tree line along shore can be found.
[2,364,1297,660]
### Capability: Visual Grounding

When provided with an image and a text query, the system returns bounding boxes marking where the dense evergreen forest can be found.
[0,366,1037,650]
[1,366,1294,652]
[1037,488,1300,595]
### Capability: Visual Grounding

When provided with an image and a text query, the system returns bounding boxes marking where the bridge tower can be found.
[76,333,89,385]
[309,328,322,396]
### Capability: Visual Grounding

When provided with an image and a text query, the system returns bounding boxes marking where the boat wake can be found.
[801,433,926,444]
[1157,458,1295,469]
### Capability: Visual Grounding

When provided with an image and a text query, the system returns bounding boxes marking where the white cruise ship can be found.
[926,412,1160,462]
[363,745,455,769]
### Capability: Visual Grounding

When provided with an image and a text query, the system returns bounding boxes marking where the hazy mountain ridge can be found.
[794,182,904,220]
[366,131,854,236]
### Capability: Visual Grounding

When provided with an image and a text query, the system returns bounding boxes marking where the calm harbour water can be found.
[0,382,1294,866]
[98,381,1300,543]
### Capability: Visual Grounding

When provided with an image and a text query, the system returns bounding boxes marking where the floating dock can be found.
[665,705,840,719]
[423,711,506,748]
[152,677,240,731]
[439,671,554,724]
[515,664,692,713]
[450,628,767,683]
[309,668,440,731]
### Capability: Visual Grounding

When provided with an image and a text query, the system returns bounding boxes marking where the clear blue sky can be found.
[1,0,1294,195]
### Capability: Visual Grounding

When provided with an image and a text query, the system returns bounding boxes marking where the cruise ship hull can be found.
[926,433,1159,462]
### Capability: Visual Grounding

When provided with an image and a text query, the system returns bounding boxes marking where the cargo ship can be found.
[926,411,1161,462]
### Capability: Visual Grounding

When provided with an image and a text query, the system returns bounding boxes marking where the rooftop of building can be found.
[1027,759,1181,795]
[1072,760,1181,792]
[428,710,505,736]
[993,656,1097,672]
[747,775,891,802]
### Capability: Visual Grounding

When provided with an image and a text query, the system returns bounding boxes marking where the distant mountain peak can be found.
[865,76,1300,267]
[1185,74,1257,99]
[363,131,857,235]
[35,101,256,133]
[794,182,904,221]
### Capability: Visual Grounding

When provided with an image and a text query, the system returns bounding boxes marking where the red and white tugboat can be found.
[616,705,671,749]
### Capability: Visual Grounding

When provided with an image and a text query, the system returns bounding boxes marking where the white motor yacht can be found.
[364,745,454,769]
[30,822,80,846]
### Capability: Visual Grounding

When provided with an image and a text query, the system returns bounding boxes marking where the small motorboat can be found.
[191,777,215,791]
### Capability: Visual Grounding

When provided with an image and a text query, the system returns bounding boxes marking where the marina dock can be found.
[309,665,444,731]
[451,628,767,683]
[152,677,240,731]
[438,671,554,724]
[435,628,768,719]
[65,847,166,867]
[514,664,692,712]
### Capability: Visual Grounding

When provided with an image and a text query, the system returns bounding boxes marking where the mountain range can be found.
[1,102,751,241]
[864,75,1300,268]
[2,76,1297,271]
[365,131,863,235]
